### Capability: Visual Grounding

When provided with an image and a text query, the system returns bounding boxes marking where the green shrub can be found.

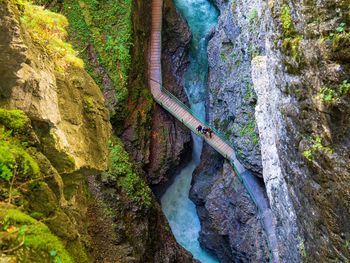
[302,149,313,161]
[320,86,338,104]
[339,80,350,95]
[320,80,350,104]
[329,22,350,51]
[336,22,346,33]
[18,0,83,71]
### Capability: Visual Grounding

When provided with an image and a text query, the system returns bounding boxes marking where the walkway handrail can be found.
[150,78,236,150]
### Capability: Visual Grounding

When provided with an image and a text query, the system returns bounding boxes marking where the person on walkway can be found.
[207,128,213,138]
[196,125,203,133]
[202,127,208,137]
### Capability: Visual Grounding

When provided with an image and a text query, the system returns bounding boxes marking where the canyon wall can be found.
[203,0,350,262]
[0,0,196,262]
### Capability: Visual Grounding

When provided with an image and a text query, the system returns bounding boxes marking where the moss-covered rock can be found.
[0,1,110,262]
[1,0,111,174]
[0,204,73,263]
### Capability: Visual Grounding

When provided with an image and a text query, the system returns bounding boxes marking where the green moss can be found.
[302,149,313,161]
[0,109,29,132]
[281,4,294,37]
[0,207,73,263]
[238,119,259,145]
[105,138,152,207]
[17,0,83,72]
[0,129,40,182]
[83,95,97,125]
[303,136,333,161]
[61,0,101,83]
[39,132,76,174]
[248,9,258,24]
[62,0,133,119]
[282,35,302,62]
[320,86,338,104]
[280,4,302,63]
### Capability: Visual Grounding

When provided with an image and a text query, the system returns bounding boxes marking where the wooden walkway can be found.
[149,0,247,174]
[148,0,279,261]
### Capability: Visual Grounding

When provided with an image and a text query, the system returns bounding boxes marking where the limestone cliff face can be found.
[207,0,264,176]
[251,0,350,262]
[205,0,350,262]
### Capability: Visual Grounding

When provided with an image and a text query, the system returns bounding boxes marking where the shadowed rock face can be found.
[190,144,269,262]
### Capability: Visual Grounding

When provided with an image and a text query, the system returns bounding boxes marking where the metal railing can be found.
[150,78,236,150]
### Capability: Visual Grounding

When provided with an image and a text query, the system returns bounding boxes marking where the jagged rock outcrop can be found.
[87,173,197,263]
[0,1,110,173]
[190,144,269,262]
[0,0,111,260]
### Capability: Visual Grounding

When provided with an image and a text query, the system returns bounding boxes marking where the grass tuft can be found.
[18,0,84,72]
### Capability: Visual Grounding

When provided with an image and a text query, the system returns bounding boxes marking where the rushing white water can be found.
[160,0,219,262]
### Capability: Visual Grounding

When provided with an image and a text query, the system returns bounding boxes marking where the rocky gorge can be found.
[0,0,349,262]
[191,0,350,262]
